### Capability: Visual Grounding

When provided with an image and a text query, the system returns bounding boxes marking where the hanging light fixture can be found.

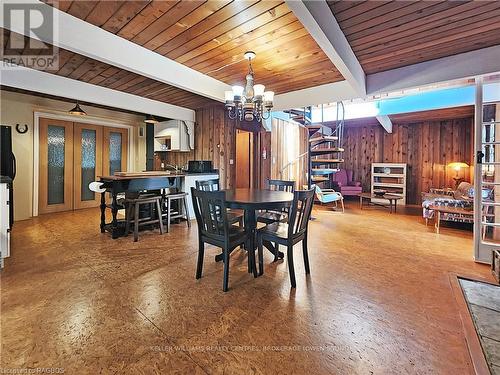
[225,51,274,122]
[68,101,86,116]
[144,114,159,124]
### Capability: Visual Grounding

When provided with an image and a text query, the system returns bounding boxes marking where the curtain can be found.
[271,118,309,189]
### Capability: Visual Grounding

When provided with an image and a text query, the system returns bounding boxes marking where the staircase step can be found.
[311,176,330,183]
[311,158,344,164]
[284,108,309,116]
[306,125,321,135]
[310,148,344,155]
[311,168,339,175]
[306,124,332,136]
[292,114,311,121]
[309,136,339,143]
[309,123,333,133]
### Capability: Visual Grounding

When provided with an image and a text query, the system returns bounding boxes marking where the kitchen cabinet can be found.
[154,120,194,152]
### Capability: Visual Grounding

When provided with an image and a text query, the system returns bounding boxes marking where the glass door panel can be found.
[73,123,102,209]
[109,131,122,175]
[39,118,73,214]
[47,125,65,204]
[102,127,128,176]
[81,129,96,200]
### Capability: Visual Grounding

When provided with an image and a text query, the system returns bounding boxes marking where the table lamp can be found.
[448,162,469,188]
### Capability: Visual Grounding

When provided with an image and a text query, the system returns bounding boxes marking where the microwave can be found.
[187,160,214,173]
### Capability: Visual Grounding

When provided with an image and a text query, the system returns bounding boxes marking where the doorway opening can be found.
[235,129,254,188]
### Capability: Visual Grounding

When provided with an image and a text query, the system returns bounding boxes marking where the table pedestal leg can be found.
[100,192,106,233]
[214,209,257,267]
[214,208,284,265]
[245,209,257,273]
[263,240,284,260]
[111,192,119,239]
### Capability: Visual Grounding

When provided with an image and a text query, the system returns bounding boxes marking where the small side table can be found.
[359,192,403,213]
[428,205,474,234]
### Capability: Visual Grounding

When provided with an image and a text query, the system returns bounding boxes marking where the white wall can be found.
[0,90,146,221]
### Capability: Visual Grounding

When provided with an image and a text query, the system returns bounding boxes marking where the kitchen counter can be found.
[98,171,219,180]
[181,172,221,176]
[99,172,183,180]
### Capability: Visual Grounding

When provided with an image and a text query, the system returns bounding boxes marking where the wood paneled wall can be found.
[157,105,267,189]
[342,114,473,205]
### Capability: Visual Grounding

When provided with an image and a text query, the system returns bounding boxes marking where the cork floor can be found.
[0,202,495,374]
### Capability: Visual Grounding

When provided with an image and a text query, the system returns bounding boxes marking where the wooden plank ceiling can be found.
[41,0,343,94]
[2,28,218,109]
[328,0,500,74]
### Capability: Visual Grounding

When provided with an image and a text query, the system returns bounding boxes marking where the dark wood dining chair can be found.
[256,188,315,288]
[191,187,256,292]
[257,179,295,225]
[196,179,244,227]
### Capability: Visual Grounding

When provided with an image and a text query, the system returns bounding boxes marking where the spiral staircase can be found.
[284,104,345,188]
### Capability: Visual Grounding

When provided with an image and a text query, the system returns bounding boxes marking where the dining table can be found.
[215,188,294,265]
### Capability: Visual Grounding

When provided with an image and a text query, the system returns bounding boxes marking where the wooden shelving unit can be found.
[371,163,407,205]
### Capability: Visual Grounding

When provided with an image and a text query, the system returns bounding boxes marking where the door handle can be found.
[11,153,16,180]
[476,151,484,164]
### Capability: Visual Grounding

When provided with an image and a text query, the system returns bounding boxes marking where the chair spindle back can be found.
[268,179,295,193]
[287,188,315,237]
[191,188,229,240]
[196,179,220,192]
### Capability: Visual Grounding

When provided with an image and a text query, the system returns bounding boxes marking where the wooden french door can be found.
[102,127,128,176]
[39,118,74,214]
[73,123,103,209]
[39,119,128,214]
[474,77,500,263]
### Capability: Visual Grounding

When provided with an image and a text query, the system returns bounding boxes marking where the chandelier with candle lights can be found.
[224,51,274,122]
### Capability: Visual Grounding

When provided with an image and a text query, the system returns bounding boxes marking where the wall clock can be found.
[16,124,28,134]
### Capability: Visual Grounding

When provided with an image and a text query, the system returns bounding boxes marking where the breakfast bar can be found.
[99,171,218,238]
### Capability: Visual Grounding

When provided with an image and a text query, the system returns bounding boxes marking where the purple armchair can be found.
[332,169,362,196]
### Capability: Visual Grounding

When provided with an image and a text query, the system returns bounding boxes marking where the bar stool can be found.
[164,192,191,232]
[124,195,164,242]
